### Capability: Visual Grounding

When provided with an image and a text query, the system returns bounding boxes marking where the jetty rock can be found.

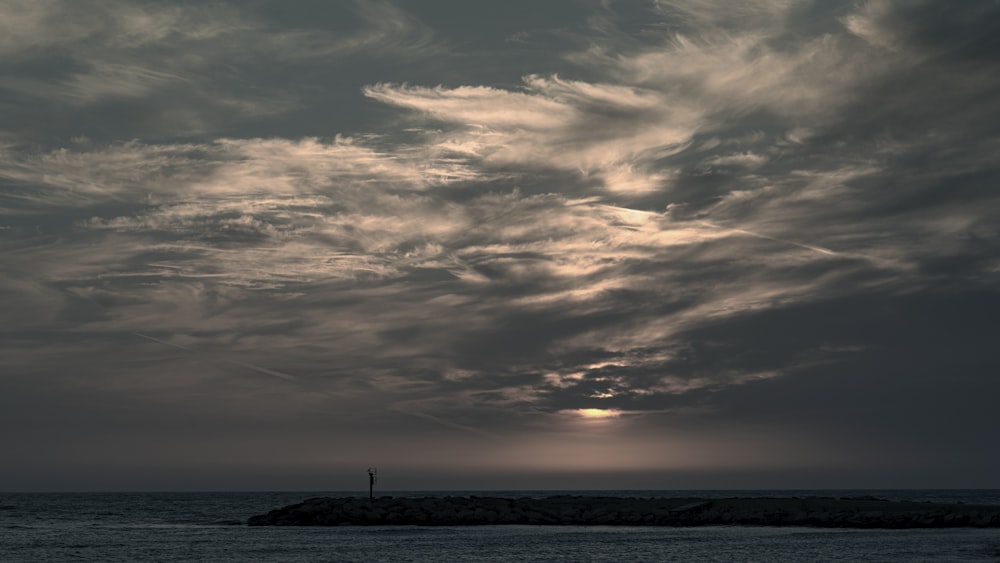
[247,495,1000,528]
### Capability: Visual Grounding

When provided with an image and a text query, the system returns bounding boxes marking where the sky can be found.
[1,0,999,492]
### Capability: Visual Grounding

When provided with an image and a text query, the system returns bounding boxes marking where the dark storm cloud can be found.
[1,0,999,489]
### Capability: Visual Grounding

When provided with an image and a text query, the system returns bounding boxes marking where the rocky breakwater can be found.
[247,495,1000,528]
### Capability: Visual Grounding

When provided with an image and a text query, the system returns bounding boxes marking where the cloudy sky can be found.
[2,0,999,492]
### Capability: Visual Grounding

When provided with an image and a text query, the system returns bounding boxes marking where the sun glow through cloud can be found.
[575,408,621,420]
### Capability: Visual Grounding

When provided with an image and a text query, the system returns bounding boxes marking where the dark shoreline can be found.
[247,495,1000,528]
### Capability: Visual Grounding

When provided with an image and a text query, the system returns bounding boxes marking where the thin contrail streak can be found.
[227,360,297,381]
[134,332,495,439]
[133,332,296,381]
[390,407,502,441]
[698,221,839,256]
[133,331,191,349]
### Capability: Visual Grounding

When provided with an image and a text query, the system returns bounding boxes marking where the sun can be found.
[575,408,621,419]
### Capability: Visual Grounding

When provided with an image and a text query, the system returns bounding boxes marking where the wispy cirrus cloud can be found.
[366,76,696,194]
[0,0,240,55]
[0,136,445,205]
[4,1,995,419]
[0,0,440,140]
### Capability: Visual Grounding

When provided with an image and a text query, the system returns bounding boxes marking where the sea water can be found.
[1,490,999,562]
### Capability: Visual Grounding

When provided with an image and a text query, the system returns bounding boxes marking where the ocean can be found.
[2,490,999,562]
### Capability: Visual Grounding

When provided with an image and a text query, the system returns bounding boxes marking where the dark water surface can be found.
[1,490,999,562]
